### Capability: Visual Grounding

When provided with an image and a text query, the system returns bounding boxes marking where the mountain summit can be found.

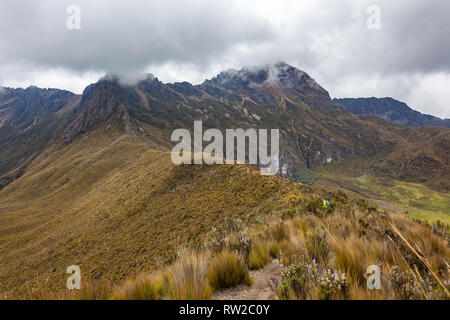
[205,62,328,93]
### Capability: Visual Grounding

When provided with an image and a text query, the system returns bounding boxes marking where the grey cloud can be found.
[0,0,275,73]
[0,0,449,117]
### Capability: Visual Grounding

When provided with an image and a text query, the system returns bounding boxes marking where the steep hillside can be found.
[0,86,81,187]
[335,97,450,128]
[0,126,313,298]
[1,126,447,300]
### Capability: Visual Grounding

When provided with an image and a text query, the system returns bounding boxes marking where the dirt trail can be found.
[214,260,282,300]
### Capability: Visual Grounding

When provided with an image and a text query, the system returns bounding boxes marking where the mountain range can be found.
[335,97,450,128]
[1,62,449,191]
[0,62,449,298]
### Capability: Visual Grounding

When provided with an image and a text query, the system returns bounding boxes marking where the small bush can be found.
[281,208,296,220]
[248,239,270,270]
[330,234,366,285]
[207,251,251,290]
[278,280,291,300]
[333,189,349,204]
[303,198,322,214]
[289,167,320,185]
[357,199,377,213]
[318,269,347,300]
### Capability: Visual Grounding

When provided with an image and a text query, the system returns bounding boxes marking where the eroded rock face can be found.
[0,86,78,177]
[63,78,136,143]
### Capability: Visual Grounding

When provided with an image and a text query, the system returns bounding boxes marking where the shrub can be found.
[280,261,319,299]
[207,251,251,290]
[357,199,377,213]
[207,227,251,262]
[318,269,347,300]
[279,261,348,300]
[333,189,349,204]
[303,198,322,214]
[330,234,366,285]
[278,280,291,300]
[289,167,320,185]
[281,208,296,220]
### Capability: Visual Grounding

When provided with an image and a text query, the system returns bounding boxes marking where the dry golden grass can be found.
[111,274,163,300]
[162,249,212,300]
[0,126,448,300]
[207,250,251,290]
[248,239,271,270]
[0,125,312,298]
[274,203,449,300]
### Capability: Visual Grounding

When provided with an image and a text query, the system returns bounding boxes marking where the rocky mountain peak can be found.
[99,72,160,86]
[63,76,135,143]
[204,62,329,98]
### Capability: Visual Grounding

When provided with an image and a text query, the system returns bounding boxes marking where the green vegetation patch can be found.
[289,167,320,185]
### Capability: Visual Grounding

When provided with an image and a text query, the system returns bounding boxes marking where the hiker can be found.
[322,200,330,209]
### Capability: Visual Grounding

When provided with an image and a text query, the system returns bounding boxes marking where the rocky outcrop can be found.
[0,86,78,176]
[63,77,137,143]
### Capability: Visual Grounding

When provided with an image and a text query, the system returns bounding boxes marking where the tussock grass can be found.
[329,233,367,285]
[162,249,212,300]
[75,280,113,300]
[269,222,290,242]
[248,239,271,270]
[276,204,450,300]
[207,251,251,290]
[111,274,162,300]
[268,241,281,258]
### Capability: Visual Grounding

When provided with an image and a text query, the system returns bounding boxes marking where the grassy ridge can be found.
[0,127,312,298]
[0,126,448,299]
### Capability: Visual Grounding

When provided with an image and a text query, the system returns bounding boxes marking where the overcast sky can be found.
[1,0,449,118]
